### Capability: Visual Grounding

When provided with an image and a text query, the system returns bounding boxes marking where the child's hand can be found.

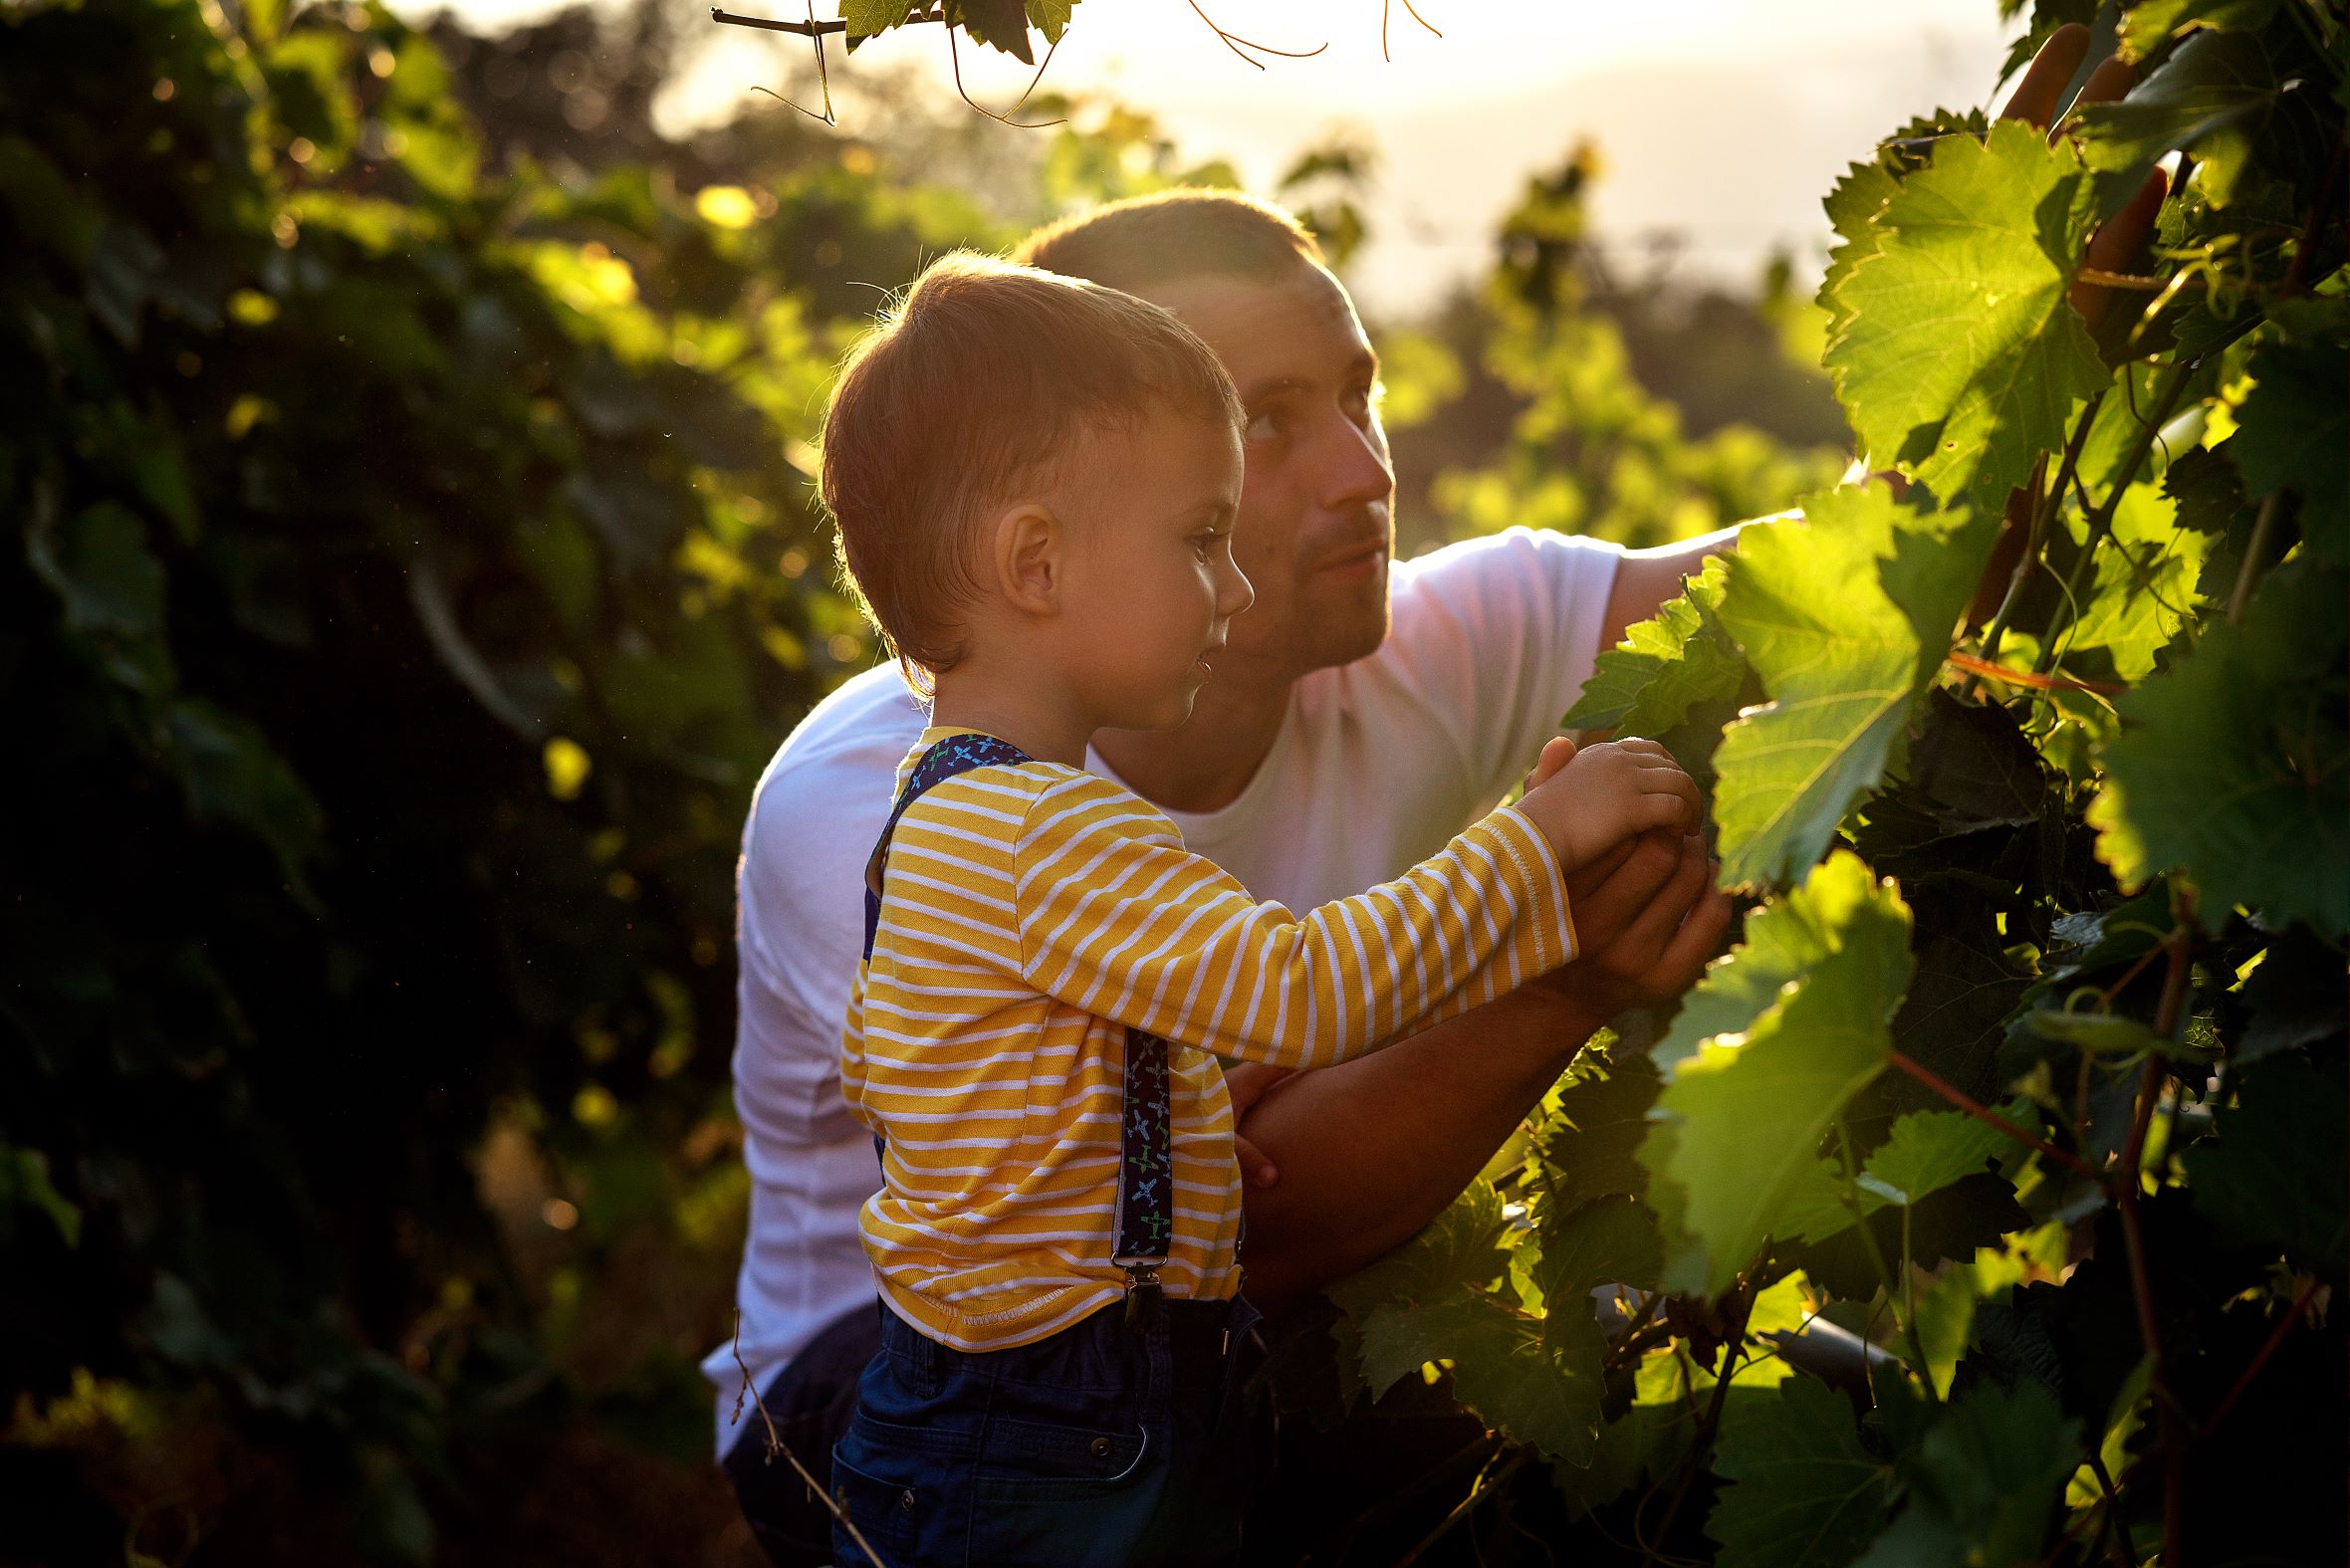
[1521,735,1577,796]
[1516,738,1703,873]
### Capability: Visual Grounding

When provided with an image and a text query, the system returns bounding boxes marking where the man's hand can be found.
[1538,828,1732,1022]
[1229,822,1729,1305]
[1225,1062,1290,1187]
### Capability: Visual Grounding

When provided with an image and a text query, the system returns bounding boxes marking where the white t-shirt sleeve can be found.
[1382,527,1624,809]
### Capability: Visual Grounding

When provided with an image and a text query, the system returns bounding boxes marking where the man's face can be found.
[1140,265,1395,681]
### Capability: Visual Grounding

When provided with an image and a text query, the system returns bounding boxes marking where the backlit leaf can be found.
[1821,119,2108,504]
[2088,557,2350,934]
[1642,852,1915,1295]
[1564,555,1747,737]
[1710,486,1997,890]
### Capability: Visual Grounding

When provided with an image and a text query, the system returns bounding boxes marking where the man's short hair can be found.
[821,251,1244,690]
[1016,188,1325,296]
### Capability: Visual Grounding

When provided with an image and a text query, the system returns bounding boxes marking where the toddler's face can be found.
[1058,413,1253,732]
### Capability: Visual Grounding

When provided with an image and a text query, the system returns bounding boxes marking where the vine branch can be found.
[2034,361,2198,676]
[1635,1268,1759,1568]
[1888,1051,2103,1183]
[729,1309,893,1568]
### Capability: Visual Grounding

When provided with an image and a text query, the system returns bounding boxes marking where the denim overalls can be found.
[831,734,1270,1568]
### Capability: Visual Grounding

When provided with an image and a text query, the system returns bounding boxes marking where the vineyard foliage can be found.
[0,0,1833,1559]
[1311,3,2349,1563]
[2,0,2343,1563]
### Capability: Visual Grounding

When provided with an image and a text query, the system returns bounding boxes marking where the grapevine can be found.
[1322,5,2347,1564]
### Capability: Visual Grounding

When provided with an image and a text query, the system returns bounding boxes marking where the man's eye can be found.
[1345,383,1376,422]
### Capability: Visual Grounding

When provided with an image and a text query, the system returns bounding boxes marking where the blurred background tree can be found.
[0,1,1842,1562]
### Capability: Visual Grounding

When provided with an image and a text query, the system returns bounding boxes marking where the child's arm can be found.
[1012,751,1690,1069]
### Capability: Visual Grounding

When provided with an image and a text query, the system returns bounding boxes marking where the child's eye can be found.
[1244,407,1284,444]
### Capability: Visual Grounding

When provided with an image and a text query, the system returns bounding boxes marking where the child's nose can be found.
[1222,560,1256,618]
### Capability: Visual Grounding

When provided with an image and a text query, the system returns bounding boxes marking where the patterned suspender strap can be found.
[862,732,1037,964]
[1112,1025,1175,1330]
[859,733,1175,1330]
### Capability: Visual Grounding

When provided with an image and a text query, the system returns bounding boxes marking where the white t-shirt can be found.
[699,526,1623,1454]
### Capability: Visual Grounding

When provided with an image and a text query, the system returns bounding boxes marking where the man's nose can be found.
[1310,406,1394,516]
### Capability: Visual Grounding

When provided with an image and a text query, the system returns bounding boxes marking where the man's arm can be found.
[1235,829,1731,1308]
[1593,524,1751,655]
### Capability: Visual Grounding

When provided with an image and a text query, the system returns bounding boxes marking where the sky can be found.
[398,0,2029,315]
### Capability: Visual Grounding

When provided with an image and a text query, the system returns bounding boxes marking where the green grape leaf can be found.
[2183,1050,2348,1278]
[1533,1194,1663,1303]
[954,0,1038,61]
[2072,29,2279,215]
[1820,119,2108,505]
[1651,844,1863,1077]
[1854,1382,2079,1568]
[1783,1100,2037,1244]
[1330,1179,1509,1315]
[2088,557,2350,935]
[2162,440,2246,535]
[1025,0,1074,44]
[1708,1375,1895,1568]
[1819,160,1900,325]
[1641,853,1915,1296]
[1909,1262,1979,1398]
[2117,0,2280,63]
[843,0,917,39]
[1554,1346,1698,1513]
[1710,487,1997,891]
[2232,337,2347,562]
[1356,1288,1608,1464]
[2052,481,2212,684]
[1862,1101,2036,1206]
[1529,1050,1661,1213]
[1563,556,1746,736]
[1902,689,2048,828]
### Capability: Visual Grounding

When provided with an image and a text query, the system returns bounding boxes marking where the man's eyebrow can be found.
[1238,352,1379,405]
[1237,374,1301,406]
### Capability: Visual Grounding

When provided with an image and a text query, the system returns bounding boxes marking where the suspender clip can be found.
[1122,1263,1164,1333]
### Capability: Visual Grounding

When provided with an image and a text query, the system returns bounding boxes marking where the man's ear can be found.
[989,502,1064,616]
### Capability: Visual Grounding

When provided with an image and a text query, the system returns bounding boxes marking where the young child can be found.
[820,253,1699,1567]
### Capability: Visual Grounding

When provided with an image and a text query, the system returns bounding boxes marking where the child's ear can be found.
[991,503,1063,615]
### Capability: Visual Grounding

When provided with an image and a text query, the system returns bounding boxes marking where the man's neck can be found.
[1092,657,1295,815]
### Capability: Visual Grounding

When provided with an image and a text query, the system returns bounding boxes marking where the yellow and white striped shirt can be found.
[841,726,1577,1351]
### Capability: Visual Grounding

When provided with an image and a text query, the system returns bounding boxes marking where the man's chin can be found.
[1300,571,1390,671]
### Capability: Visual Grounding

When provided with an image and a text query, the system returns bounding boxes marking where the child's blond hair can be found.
[821,252,1243,690]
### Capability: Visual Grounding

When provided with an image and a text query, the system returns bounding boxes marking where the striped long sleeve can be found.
[841,734,1575,1351]
[1013,769,1576,1067]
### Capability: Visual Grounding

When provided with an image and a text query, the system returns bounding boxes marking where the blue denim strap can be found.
[861,733,1174,1276]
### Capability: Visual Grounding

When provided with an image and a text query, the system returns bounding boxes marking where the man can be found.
[705,189,1730,1563]
[705,30,2150,1560]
